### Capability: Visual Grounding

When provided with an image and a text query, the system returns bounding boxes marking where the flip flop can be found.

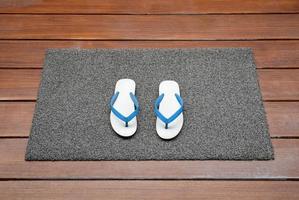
[154,80,184,140]
[110,79,139,137]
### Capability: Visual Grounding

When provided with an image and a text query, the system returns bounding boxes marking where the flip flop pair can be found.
[110,79,184,140]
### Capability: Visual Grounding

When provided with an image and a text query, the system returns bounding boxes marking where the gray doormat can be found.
[26,48,274,161]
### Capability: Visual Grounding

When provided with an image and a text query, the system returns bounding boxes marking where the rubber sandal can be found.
[110,79,139,137]
[154,80,184,140]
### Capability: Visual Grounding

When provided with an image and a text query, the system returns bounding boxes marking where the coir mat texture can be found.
[26,48,274,161]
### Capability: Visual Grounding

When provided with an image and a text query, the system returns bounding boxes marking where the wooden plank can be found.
[0,0,298,14]
[0,14,299,40]
[259,69,299,101]
[0,139,298,179]
[265,102,299,137]
[1,69,299,101]
[1,40,299,69]
[1,102,298,137]
[0,102,34,137]
[1,181,299,200]
[0,69,41,100]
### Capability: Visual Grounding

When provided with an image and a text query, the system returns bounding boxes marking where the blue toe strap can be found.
[110,91,139,127]
[154,93,183,129]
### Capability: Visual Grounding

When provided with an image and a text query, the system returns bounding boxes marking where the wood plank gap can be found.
[264,100,299,102]
[271,137,299,139]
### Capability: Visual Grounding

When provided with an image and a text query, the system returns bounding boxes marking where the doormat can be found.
[26,48,274,160]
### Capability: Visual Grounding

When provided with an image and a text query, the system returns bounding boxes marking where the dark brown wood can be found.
[1,102,298,137]
[1,40,299,69]
[0,0,299,14]
[0,14,299,40]
[1,180,299,200]
[0,139,298,179]
[1,69,298,100]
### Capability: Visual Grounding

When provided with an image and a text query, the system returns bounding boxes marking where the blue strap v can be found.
[154,93,183,129]
[110,91,139,127]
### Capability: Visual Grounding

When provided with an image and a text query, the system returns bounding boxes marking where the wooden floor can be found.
[0,1,299,199]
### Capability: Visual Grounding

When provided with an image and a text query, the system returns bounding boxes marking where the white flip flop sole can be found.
[110,79,137,137]
[156,80,184,140]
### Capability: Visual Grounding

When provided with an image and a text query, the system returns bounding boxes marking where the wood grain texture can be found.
[0,139,297,179]
[1,40,299,69]
[0,0,298,14]
[0,0,298,198]
[265,102,299,137]
[0,14,299,40]
[1,69,299,100]
[1,181,299,200]
[0,69,41,100]
[259,69,299,101]
[1,102,298,137]
[0,102,34,137]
